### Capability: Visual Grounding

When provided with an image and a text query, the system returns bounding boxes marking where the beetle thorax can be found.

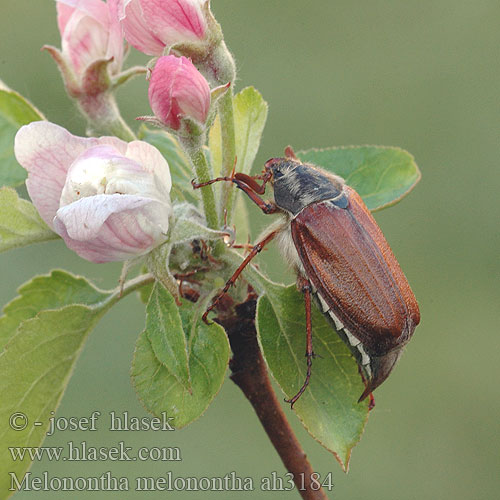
[269,160,348,216]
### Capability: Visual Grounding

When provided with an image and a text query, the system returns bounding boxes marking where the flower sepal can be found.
[204,82,231,128]
[42,44,81,97]
[81,56,114,96]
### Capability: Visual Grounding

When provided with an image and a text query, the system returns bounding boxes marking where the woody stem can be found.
[219,298,328,500]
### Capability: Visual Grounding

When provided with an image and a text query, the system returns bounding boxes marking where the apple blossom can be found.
[14,121,172,263]
[148,55,211,131]
[116,0,208,56]
[44,0,124,97]
[114,0,235,86]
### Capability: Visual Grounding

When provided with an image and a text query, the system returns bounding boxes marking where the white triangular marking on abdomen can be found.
[315,290,372,377]
[317,294,330,312]
[343,327,361,347]
[327,309,344,330]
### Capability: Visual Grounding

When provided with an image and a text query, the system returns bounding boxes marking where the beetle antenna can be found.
[284,145,298,160]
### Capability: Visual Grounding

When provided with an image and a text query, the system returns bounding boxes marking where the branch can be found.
[218,298,329,500]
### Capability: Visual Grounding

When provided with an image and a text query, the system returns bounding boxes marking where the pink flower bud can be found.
[14,122,172,263]
[46,0,124,97]
[148,55,210,131]
[116,0,207,56]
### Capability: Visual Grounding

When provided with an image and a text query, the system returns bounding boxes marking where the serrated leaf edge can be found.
[130,323,229,430]
[297,145,421,212]
[0,270,112,320]
[145,284,192,392]
[255,289,369,472]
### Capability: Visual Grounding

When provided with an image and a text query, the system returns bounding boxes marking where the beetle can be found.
[193,147,420,406]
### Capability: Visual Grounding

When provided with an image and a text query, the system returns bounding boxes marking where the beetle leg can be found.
[357,365,376,410]
[201,230,278,323]
[236,184,278,214]
[192,175,278,214]
[174,268,209,296]
[231,236,254,253]
[285,278,314,408]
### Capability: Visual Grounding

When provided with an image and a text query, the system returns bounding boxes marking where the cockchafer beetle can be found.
[192,146,420,407]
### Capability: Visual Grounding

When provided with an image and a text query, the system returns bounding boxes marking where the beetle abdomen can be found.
[291,186,420,357]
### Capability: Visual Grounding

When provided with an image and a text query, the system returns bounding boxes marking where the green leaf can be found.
[0,187,58,254]
[208,87,267,235]
[132,298,229,429]
[0,271,112,497]
[139,126,198,204]
[0,270,110,351]
[209,86,268,176]
[297,146,421,211]
[138,281,154,305]
[231,86,269,175]
[145,283,191,390]
[232,194,251,244]
[0,81,45,188]
[257,284,369,471]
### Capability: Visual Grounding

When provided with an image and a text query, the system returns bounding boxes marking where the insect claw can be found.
[284,395,299,409]
[201,311,212,325]
[230,156,237,178]
[368,393,376,410]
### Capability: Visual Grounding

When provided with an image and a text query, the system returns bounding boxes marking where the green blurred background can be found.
[1,0,499,498]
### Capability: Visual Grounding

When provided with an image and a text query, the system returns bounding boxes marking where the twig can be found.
[218,298,329,500]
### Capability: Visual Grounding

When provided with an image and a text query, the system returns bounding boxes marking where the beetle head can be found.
[263,157,299,184]
[263,145,301,183]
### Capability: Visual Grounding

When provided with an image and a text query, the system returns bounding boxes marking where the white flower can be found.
[15,121,172,263]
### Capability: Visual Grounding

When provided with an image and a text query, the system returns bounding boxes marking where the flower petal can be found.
[117,0,165,56]
[53,194,170,263]
[58,0,110,25]
[148,55,210,129]
[58,0,124,75]
[106,0,125,69]
[14,121,128,228]
[57,2,75,35]
[54,193,154,240]
[62,10,109,74]
[15,122,89,228]
[125,140,172,193]
[140,0,206,46]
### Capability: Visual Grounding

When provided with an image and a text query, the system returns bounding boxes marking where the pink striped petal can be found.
[57,0,124,76]
[148,55,210,130]
[14,122,128,229]
[140,0,206,46]
[54,195,169,262]
[117,0,165,56]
